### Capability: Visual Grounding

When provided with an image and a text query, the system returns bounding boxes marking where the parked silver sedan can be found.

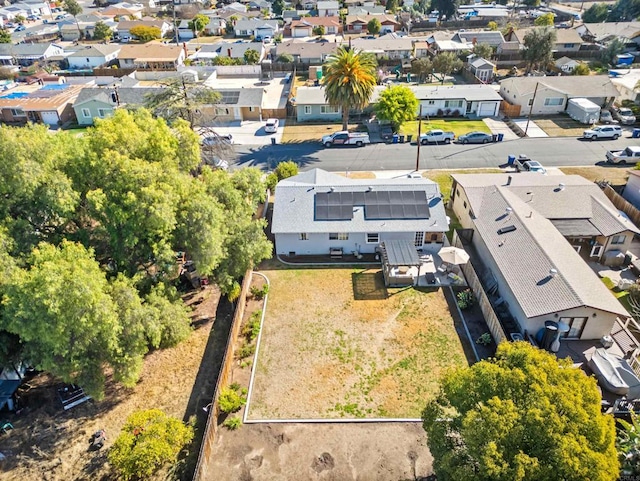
[458,131,493,144]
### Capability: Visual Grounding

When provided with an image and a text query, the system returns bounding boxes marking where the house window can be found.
[329,233,349,240]
[563,43,575,48]
[528,99,533,106]
[366,233,379,243]
[444,100,463,108]
[304,105,312,115]
[215,107,230,115]
[463,200,467,208]
[430,234,438,242]
[299,233,309,240]
[320,105,339,114]
[612,234,626,245]
[427,100,435,105]
[97,108,109,118]
[10,108,25,117]
[544,97,564,106]
[560,317,587,339]
[248,106,254,112]
[414,232,424,246]
[81,108,91,118]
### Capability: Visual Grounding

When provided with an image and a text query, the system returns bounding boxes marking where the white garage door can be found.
[478,103,496,117]
[40,110,60,126]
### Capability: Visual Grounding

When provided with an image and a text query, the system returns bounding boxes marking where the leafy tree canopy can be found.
[63,0,82,17]
[534,12,554,26]
[277,53,294,63]
[487,21,498,31]
[601,38,625,66]
[423,342,618,481]
[272,0,285,15]
[189,13,209,34]
[92,21,113,40]
[433,52,463,76]
[523,27,556,72]
[411,57,433,83]
[0,28,11,44]
[312,25,326,36]
[109,409,194,480]
[472,43,493,60]
[431,0,458,19]
[367,18,381,35]
[573,63,590,75]
[244,48,260,64]
[375,85,418,131]
[129,25,161,42]
[583,2,608,22]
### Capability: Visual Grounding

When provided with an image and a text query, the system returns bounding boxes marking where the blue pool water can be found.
[0,92,28,99]
[41,84,68,91]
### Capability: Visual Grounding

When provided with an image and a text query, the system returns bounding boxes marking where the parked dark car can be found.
[458,131,493,144]
[380,124,393,142]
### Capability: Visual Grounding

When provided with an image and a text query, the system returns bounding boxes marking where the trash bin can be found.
[399,135,405,143]
[497,133,504,142]
[392,134,399,144]
[507,155,516,166]
[271,137,276,145]
[407,134,413,143]
[492,134,498,142]
[633,128,640,138]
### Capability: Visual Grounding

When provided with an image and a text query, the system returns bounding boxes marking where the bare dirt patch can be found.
[534,117,587,137]
[1,286,226,481]
[248,268,468,420]
[560,166,631,186]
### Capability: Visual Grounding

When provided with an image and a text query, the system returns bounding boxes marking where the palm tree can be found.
[323,46,377,131]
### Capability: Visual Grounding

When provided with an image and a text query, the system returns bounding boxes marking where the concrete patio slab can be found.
[511,118,549,138]
[205,120,285,146]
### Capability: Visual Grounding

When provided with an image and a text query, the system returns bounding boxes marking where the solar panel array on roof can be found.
[219,91,240,104]
[314,190,430,221]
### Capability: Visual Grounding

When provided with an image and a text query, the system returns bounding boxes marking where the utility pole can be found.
[524,81,539,137]
[415,104,423,172]
[172,1,178,46]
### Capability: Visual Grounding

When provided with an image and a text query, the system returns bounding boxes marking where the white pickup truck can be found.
[606,146,640,164]
[322,131,370,147]
[419,129,455,145]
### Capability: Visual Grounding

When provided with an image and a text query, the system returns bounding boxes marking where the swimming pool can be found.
[0,92,28,99]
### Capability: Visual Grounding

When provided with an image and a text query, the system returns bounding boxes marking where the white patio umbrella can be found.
[438,246,470,265]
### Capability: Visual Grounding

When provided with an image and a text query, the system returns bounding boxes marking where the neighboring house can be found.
[0,84,83,126]
[295,86,343,121]
[347,5,385,15]
[289,17,342,37]
[101,3,144,19]
[118,44,185,70]
[426,35,473,55]
[507,27,583,53]
[6,43,64,67]
[496,40,520,55]
[204,88,265,122]
[177,19,195,40]
[453,30,504,48]
[413,40,429,58]
[234,19,279,39]
[317,0,340,17]
[450,173,635,341]
[499,76,619,115]
[118,19,172,39]
[575,21,640,47]
[300,0,317,10]
[205,17,226,35]
[276,40,341,63]
[73,86,159,125]
[67,44,121,69]
[217,9,261,22]
[467,56,495,83]
[272,168,448,257]
[351,35,414,59]
[345,14,399,34]
[413,84,502,117]
[189,41,266,63]
[610,68,640,103]
[555,56,580,73]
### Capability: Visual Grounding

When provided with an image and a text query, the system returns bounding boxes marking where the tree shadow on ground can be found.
[235,140,323,171]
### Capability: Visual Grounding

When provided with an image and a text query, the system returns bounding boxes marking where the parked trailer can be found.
[566,98,601,125]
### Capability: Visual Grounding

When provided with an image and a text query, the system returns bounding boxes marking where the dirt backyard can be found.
[0,286,228,481]
[247,268,468,420]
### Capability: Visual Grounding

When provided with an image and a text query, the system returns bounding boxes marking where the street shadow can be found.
[595,160,630,168]
[352,270,388,300]
[235,141,324,171]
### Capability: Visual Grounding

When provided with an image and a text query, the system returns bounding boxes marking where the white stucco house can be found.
[271,169,449,257]
[555,56,580,73]
[316,0,339,16]
[67,45,121,69]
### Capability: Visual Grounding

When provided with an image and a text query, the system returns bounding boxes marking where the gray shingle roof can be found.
[74,86,160,107]
[499,75,620,98]
[272,169,448,235]
[473,186,629,318]
[454,30,504,47]
[67,45,121,58]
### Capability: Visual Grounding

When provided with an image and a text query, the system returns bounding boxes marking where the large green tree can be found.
[523,27,556,72]
[244,48,260,64]
[608,0,640,22]
[411,57,433,83]
[602,38,625,66]
[583,3,608,22]
[433,52,463,78]
[324,46,378,131]
[63,0,83,37]
[367,18,381,35]
[0,28,11,44]
[92,21,113,40]
[129,25,161,42]
[189,13,209,37]
[533,12,554,26]
[431,0,458,19]
[272,0,285,15]
[375,85,418,131]
[423,342,618,481]
[472,43,493,60]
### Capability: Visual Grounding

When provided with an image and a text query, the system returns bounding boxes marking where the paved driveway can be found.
[206,120,285,146]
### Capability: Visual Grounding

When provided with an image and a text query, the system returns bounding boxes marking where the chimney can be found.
[506,175,512,186]
[472,37,477,45]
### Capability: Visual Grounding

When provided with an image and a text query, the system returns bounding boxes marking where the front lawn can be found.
[248,268,469,419]
[399,119,491,138]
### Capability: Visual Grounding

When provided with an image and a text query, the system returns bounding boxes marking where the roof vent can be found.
[549,268,558,278]
[329,187,335,193]
[497,225,516,235]
[367,186,373,192]
[506,175,512,186]
[558,183,565,191]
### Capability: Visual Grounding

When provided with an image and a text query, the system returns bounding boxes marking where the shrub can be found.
[476,332,492,345]
[108,409,194,481]
[450,109,460,117]
[243,310,262,341]
[237,343,256,359]
[436,108,444,117]
[250,283,269,300]
[218,386,246,413]
[223,415,242,430]
[456,289,475,310]
[265,172,279,191]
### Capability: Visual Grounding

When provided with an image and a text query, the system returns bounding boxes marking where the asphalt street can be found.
[232,135,640,172]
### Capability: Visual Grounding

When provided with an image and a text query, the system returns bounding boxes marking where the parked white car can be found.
[264,118,279,133]
[582,125,622,140]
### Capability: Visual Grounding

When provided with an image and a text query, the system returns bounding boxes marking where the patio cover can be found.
[380,239,421,267]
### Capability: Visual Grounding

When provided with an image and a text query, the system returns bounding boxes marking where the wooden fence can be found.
[603,184,640,228]
[501,100,521,118]
[192,269,252,481]
[453,233,508,344]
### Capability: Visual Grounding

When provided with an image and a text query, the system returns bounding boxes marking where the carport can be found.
[379,239,422,287]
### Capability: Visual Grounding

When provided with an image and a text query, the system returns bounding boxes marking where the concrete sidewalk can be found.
[206,120,285,146]
[511,118,548,138]
[483,117,519,141]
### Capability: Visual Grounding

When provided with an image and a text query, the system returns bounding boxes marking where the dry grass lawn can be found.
[281,122,361,143]
[535,117,587,137]
[560,166,632,186]
[248,268,467,420]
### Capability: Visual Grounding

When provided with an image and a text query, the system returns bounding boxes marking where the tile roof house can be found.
[289,17,342,37]
[499,76,619,114]
[272,168,448,257]
[0,84,84,126]
[345,14,399,34]
[117,44,185,71]
[451,173,634,341]
[67,44,121,69]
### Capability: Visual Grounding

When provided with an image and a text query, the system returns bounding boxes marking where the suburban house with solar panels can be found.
[450,172,636,342]
[271,169,449,258]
